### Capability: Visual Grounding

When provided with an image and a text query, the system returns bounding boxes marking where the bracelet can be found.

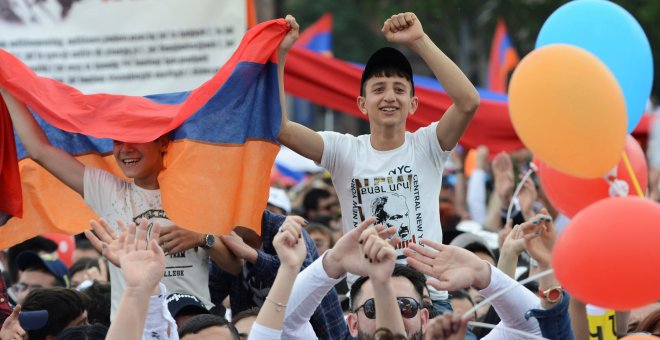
[265,296,287,312]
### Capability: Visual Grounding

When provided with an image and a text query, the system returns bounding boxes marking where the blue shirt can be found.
[525,291,574,340]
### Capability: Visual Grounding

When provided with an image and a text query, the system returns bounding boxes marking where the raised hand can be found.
[520,209,556,268]
[323,217,398,279]
[0,305,26,340]
[85,219,128,267]
[492,152,514,207]
[359,228,397,283]
[381,12,425,46]
[158,225,203,254]
[403,239,491,291]
[278,14,300,57]
[273,216,307,270]
[424,312,468,340]
[518,176,538,220]
[119,222,165,294]
[501,222,526,258]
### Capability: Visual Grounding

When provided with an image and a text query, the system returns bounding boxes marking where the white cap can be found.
[268,187,291,214]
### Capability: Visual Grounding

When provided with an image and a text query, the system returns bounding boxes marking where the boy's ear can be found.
[409,96,419,116]
[158,135,169,151]
[357,96,368,115]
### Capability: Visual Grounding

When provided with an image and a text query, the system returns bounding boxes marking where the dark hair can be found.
[179,314,239,340]
[463,242,496,263]
[231,306,260,325]
[306,223,334,247]
[350,264,426,310]
[360,68,414,97]
[360,47,414,97]
[303,188,331,213]
[7,237,58,283]
[634,308,660,334]
[69,258,100,278]
[22,287,88,339]
[80,282,111,327]
[56,323,108,340]
[74,238,96,251]
[449,289,476,320]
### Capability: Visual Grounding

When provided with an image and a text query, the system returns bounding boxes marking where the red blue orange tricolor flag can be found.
[488,18,519,93]
[0,19,289,249]
[295,12,333,57]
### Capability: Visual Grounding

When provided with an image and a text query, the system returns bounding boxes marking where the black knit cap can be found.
[360,47,414,96]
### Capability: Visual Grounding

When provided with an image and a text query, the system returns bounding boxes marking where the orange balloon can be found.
[539,135,648,217]
[553,197,660,310]
[509,44,627,179]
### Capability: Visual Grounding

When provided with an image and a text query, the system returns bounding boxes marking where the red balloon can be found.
[539,135,647,217]
[553,197,660,310]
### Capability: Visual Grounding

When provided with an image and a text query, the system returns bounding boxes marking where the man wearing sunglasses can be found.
[348,264,429,339]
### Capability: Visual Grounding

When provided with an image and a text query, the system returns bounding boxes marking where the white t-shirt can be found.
[320,122,450,300]
[83,167,212,319]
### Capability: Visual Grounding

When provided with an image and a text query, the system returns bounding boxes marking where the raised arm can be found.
[0,87,84,195]
[382,13,480,151]
[276,15,325,164]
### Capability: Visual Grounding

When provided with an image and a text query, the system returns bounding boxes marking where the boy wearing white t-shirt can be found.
[277,12,480,310]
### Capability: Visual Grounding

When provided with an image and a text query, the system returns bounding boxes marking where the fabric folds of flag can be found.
[0,19,289,249]
[487,18,519,94]
[295,12,333,57]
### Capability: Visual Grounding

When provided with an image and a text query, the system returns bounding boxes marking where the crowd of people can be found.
[1,11,659,340]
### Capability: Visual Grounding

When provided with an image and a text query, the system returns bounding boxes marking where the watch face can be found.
[547,288,561,301]
[206,235,215,247]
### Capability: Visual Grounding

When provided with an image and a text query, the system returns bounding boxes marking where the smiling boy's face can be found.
[112,136,168,188]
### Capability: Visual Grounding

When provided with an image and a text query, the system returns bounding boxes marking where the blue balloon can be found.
[536,0,653,133]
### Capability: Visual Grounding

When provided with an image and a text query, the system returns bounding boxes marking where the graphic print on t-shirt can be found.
[352,164,422,258]
[133,209,192,277]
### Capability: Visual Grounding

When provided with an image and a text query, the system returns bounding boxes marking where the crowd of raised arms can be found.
[1,12,659,340]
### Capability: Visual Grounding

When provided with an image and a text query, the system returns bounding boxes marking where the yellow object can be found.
[586,306,617,340]
[621,151,644,197]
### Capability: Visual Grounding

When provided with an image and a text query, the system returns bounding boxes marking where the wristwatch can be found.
[201,234,215,249]
[538,286,563,303]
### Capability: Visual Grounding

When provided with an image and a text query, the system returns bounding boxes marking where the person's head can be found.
[306,223,334,255]
[178,314,239,340]
[112,134,169,188]
[80,282,111,327]
[371,193,412,241]
[231,307,260,340]
[266,187,291,215]
[348,264,429,340]
[22,287,89,340]
[449,289,476,321]
[302,188,338,219]
[167,293,211,328]
[633,307,660,335]
[71,238,100,264]
[55,323,108,340]
[449,233,496,266]
[15,251,71,303]
[7,236,58,283]
[358,47,417,130]
[68,257,100,288]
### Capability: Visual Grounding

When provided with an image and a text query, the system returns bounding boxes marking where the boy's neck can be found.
[369,126,405,151]
[133,176,160,190]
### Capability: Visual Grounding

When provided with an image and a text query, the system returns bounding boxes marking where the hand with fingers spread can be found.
[84,218,128,267]
[359,228,397,284]
[403,239,491,291]
[381,12,424,46]
[323,217,398,279]
[278,14,299,57]
[424,312,468,340]
[0,305,26,340]
[157,225,204,255]
[520,209,556,269]
[119,222,165,294]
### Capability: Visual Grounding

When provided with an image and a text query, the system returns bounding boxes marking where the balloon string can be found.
[506,166,536,223]
[467,321,549,340]
[621,151,644,197]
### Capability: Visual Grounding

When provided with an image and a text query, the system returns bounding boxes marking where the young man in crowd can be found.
[277,12,480,313]
[13,251,70,304]
[0,87,242,318]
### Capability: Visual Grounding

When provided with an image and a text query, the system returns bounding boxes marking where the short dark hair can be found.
[80,282,111,327]
[56,323,108,340]
[69,258,100,278]
[350,264,426,310]
[360,47,414,97]
[303,188,331,213]
[231,306,260,325]
[22,287,88,339]
[178,314,239,340]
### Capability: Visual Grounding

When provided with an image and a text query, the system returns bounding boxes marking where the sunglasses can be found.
[354,297,420,319]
